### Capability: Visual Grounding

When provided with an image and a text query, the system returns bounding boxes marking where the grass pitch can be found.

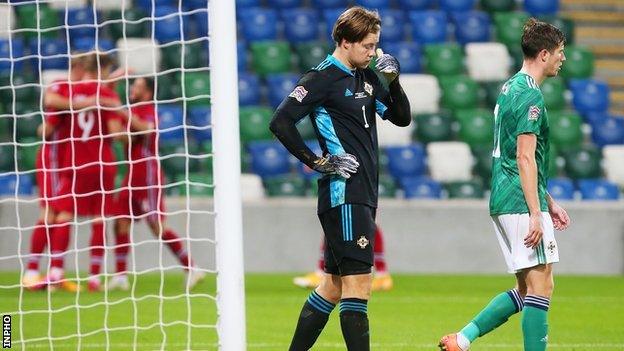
[0,273,623,350]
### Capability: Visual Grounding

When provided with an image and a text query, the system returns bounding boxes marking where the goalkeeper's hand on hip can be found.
[313,153,360,179]
[375,48,400,84]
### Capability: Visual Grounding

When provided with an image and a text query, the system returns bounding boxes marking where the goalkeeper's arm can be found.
[375,48,411,127]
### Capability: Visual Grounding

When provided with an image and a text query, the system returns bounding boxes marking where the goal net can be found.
[0,0,244,349]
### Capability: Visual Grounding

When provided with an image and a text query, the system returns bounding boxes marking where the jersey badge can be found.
[528,105,540,121]
[547,241,556,255]
[364,82,373,96]
[344,88,353,97]
[289,86,308,103]
[357,236,369,249]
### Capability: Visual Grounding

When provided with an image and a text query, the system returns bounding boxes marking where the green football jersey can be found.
[489,72,550,215]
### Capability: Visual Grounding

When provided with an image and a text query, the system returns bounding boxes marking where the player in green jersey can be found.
[439,18,571,351]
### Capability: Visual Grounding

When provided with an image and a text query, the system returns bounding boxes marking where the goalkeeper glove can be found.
[375,48,400,83]
[313,153,359,179]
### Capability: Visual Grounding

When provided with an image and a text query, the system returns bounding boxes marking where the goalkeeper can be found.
[269,6,410,350]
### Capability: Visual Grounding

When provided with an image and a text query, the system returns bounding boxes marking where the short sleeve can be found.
[275,70,329,123]
[514,89,545,136]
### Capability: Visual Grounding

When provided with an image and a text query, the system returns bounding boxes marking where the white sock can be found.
[456,332,471,351]
[49,267,63,281]
[25,269,39,277]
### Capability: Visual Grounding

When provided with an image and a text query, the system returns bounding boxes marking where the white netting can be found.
[0,0,243,349]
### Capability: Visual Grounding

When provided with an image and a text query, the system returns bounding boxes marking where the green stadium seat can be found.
[0,144,14,172]
[424,43,464,77]
[472,145,493,184]
[156,71,183,101]
[179,173,213,197]
[549,111,583,149]
[239,106,274,143]
[539,16,575,44]
[559,45,594,79]
[112,141,128,179]
[197,142,213,175]
[264,175,306,197]
[445,180,485,199]
[181,71,210,106]
[562,145,601,179]
[455,108,494,147]
[104,9,148,41]
[15,4,61,39]
[540,76,566,111]
[17,138,38,172]
[295,42,331,72]
[250,41,293,76]
[0,73,39,106]
[483,80,505,108]
[413,112,454,143]
[549,143,559,178]
[480,0,515,13]
[494,12,530,48]
[439,76,480,111]
[297,118,317,141]
[507,45,524,72]
[14,111,42,141]
[159,143,201,181]
[161,41,206,70]
[378,174,397,198]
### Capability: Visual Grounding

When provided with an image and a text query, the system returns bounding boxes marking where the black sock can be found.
[339,298,369,351]
[289,290,336,351]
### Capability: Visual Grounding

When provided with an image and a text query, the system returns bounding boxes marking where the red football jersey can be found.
[128,103,157,161]
[39,80,72,172]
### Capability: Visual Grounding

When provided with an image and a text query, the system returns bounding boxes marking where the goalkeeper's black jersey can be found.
[274,55,394,214]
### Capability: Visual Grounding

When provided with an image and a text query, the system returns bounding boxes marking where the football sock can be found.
[373,226,387,273]
[522,295,550,351]
[339,298,369,351]
[50,221,71,269]
[115,232,130,273]
[162,229,192,268]
[27,220,48,271]
[460,288,523,345]
[289,290,335,351]
[89,222,105,276]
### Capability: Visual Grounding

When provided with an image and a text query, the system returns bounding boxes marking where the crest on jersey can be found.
[289,86,308,103]
[357,236,369,249]
[364,82,373,96]
[528,105,540,121]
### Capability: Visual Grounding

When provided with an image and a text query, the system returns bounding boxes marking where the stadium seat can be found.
[15,113,42,141]
[465,43,510,82]
[239,8,278,42]
[355,0,390,8]
[378,118,414,146]
[240,173,265,201]
[322,8,345,41]
[0,144,14,172]
[188,107,211,142]
[159,143,201,180]
[482,80,505,108]
[583,111,608,126]
[134,0,175,13]
[590,116,624,148]
[383,42,421,73]
[409,11,448,44]
[116,38,161,75]
[547,177,575,200]
[560,46,594,79]
[398,0,434,10]
[569,79,610,116]
[71,37,114,52]
[180,173,214,197]
[155,71,182,101]
[250,41,292,76]
[400,74,441,114]
[524,0,559,16]
[311,0,349,8]
[30,38,70,71]
[472,145,493,182]
[237,72,261,106]
[0,73,38,107]
[238,42,248,72]
[424,43,464,77]
[378,10,406,44]
[161,41,207,70]
[439,76,480,111]
[400,176,443,199]
[578,179,620,201]
[281,8,320,43]
[154,7,192,43]
[268,0,303,8]
[494,12,529,48]
[440,0,476,12]
[239,106,274,143]
[15,4,60,39]
[427,141,473,182]
[17,138,38,172]
[602,145,624,188]
[94,0,131,11]
[540,76,565,111]
[266,73,299,109]
[264,175,307,197]
[104,8,148,41]
[0,39,25,72]
[539,15,574,44]
[192,10,208,39]
[451,11,491,45]
[549,111,583,149]
[480,0,515,13]
[445,180,485,199]
[157,104,185,142]
[66,7,97,41]
[0,4,14,39]
[181,71,210,106]
[507,45,524,71]
[385,144,427,179]
[0,173,33,196]
[295,41,331,71]
[247,141,291,178]
[455,108,494,147]
[413,112,454,143]
[237,0,261,9]
[378,174,397,198]
[48,0,87,9]
[297,118,317,141]
[562,145,602,180]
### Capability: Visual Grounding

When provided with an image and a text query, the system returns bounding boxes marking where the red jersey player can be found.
[107,77,205,291]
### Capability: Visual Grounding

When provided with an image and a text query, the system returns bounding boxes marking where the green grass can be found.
[1,273,623,350]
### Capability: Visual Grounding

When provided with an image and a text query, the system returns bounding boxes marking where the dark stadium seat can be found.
[455,108,494,147]
[72,38,114,52]
[385,144,427,179]
[524,0,559,16]
[409,10,448,44]
[323,8,345,41]
[296,141,323,180]
[159,143,201,180]
[161,41,208,70]
[183,0,208,11]
[383,41,421,73]
[155,71,183,101]
[192,10,209,38]
[296,118,317,141]
[445,180,485,199]
[539,16,575,44]
[312,0,349,9]
[0,144,15,172]
[181,71,211,106]
[135,0,176,13]
[14,113,43,141]
[570,79,610,116]
[0,39,25,72]
[560,46,594,79]
[66,7,97,42]
[578,179,620,201]
[547,177,575,200]
[378,174,397,198]
[247,141,292,178]
[264,175,307,197]
[103,8,148,41]
[154,7,192,43]
[451,11,491,45]
[17,138,38,173]
[549,111,583,149]
[400,176,443,199]
[590,116,624,148]
[157,104,185,142]
[423,43,464,76]
[0,173,33,196]
[30,38,69,70]
[250,41,292,76]
[0,73,38,109]
[472,145,493,182]
[480,0,515,13]
[562,145,602,180]
[188,107,212,142]
[398,0,434,10]
[494,12,529,48]
[294,41,331,71]
[236,0,261,9]
[238,72,262,106]
[266,73,299,109]
[439,76,480,111]
[239,106,275,143]
[439,0,476,12]
[540,76,566,111]
[238,42,248,72]
[15,4,61,39]
[239,8,278,42]
[413,112,454,143]
[355,0,391,9]
[482,80,505,108]
[378,10,407,44]
[268,0,304,8]
[281,8,320,43]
